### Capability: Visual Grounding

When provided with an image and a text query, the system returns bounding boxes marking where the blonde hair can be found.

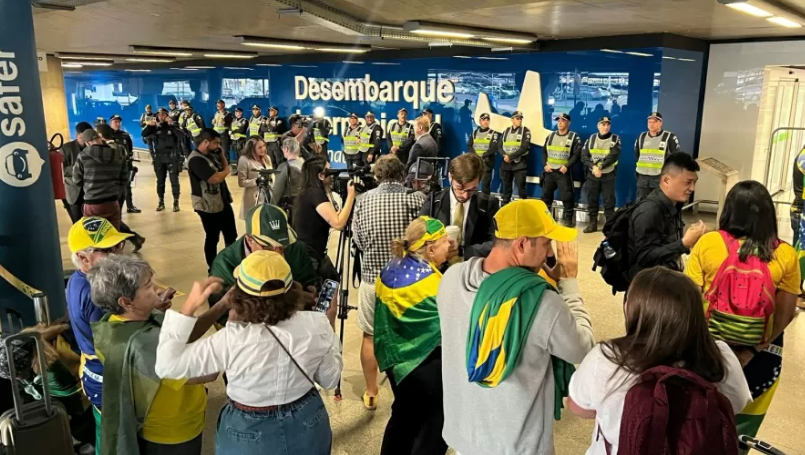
[243,136,270,165]
[416,116,430,132]
[390,217,430,258]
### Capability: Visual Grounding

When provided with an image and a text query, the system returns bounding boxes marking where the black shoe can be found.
[127,206,142,214]
[173,201,180,212]
[564,217,576,228]
[156,200,165,212]
[130,235,146,253]
[583,222,598,234]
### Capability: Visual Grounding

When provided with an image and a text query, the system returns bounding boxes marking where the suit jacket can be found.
[419,189,499,258]
[406,134,438,169]
[61,139,84,204]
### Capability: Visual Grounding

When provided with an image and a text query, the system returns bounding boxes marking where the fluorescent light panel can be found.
[61,63,83,68]
[186,66,215,69]
[170,67,199,71]
[256,63,282,67]
[453,55,472,59]
[662,56,677,60]
[204,52,256,59]
[767,16,802,27]
[476,56,508,60]
[131,46,194,57]
[125,69,151,72]
[315,48,368,53]
[428,42,454,48]
[725,2,773,17]
[71,61,112,67]
[403,21,537,44]
[124,57,174,63]
[242,42,307,50]
[410,29,474,39]
[223,67,254,70]
[625,51,654,57]
[482,37,533,44]
[371,62,400,66]
[600,49,625,54]
[342,61,364,64]
[56,54,114,61]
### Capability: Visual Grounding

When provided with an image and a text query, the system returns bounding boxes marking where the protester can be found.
[375,216,451,455]
[187,129,237,267]
[73,128,128,230]
[270,137,305,219]
[352,155,426,410]
[685,180,800,439]
[568,267,752,454]
[237,136,272,220]
[88,255,215,455]
[439,199,594,455]
[61,121,93,223]
[155,251,343,455]
[628,152,706,280]
[293,155,355,275]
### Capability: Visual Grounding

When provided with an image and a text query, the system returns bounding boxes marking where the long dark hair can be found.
[718,180,779,262]
[229,281,315,325]
[601,267,725,382]
[301,155,328,191]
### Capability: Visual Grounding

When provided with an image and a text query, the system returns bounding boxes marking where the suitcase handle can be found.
[739,435,786,455]
[4,332,53,425]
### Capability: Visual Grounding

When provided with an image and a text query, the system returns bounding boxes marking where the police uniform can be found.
[305,115,332,161]
[387,108,415,165]
[635,111,680,199]
[168,106,182,124]
[581,116,620,233]
[248,105,266,138]
[261,106,285,168]
[229,109,249,158]
[358,111,383,167]
[142,109,183,211]
[499,111,531,204]
[422,108,443,154]
[466,112,499,195]
[343,113,363,170]
[139,107,157,157]
[541,113,582,226]
[179,103,205,155]
[212,102,233,164]
[109,115,138,212]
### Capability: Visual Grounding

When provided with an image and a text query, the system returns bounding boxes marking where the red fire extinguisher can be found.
[48,133,66,200]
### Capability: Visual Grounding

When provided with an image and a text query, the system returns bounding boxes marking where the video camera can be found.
[324,165,370,201]
[256,168,278,189]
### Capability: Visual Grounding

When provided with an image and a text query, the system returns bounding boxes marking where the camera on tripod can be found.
[324,166,369,201]
[255,168,278,203]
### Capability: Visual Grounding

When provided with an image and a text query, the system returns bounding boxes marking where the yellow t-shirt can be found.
[685,231,801,305]
[108,315,207,444]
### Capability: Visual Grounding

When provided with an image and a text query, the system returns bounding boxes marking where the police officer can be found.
[109,114,141,214]
[142,108,183,212]
[305,107,332,161]
[581,116,620,233]
[343,113,363,169]
[249,105,265,138]
[466,112,499,196]
[499,111,531,206]
[421,108,443,154]
[139,105,156,158]
[167,99,182,124]
[541,112,582,227]
[387,107,415,165]
[359,110,383,166]
[261,106,285,168]
[229,107,249,159]
[635,111,680,199]
[179,101,205,155]
[212,99,233,167]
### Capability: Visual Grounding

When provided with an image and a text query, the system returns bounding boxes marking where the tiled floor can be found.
[54,165,805,454]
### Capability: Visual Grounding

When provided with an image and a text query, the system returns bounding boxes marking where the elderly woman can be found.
[238,136,273,220]
[87,255,218,455]
[374,216,452,455]
[155,250,342,455]
[270,137,305,220]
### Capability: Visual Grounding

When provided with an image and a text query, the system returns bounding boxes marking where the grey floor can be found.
[54,165,805,454]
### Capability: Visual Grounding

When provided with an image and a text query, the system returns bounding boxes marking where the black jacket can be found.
[406,134,438,169]
[793,148,804,213]
[500,126,532,171]
[387,121,416,164]
[581,133,620,174]
[628,188,689,279]
[466,127,500,160]
[142,122,186,162]
[429,122,443,153]
[419,189,499,258]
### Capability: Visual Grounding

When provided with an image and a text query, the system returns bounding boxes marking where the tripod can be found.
[333,203,357,400]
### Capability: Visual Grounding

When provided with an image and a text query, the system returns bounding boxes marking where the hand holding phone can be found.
[316,279,339,314]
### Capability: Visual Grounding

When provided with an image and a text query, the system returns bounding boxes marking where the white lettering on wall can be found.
[294,74,455,109]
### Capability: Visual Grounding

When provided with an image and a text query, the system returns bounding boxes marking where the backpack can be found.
[614,366,739,455]
[592,201,646,294]
[703,231,778,346]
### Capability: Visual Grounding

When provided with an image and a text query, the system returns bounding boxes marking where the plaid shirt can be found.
[352,182,426,283]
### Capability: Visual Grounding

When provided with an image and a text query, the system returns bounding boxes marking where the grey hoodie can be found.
[438,257,595,455]
[73,143,127,204]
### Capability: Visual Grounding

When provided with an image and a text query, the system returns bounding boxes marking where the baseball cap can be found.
[157,107,168,114]
[234,250,293,297]
[398,107,408,114]
[554,113,571,122]
[251,104,261,110]
[365,111,375,117]
[109,114,122,122]
[68,217,133,253]
[349,112,358,119]
[145,104,152,109]
[494,200,577,242]
[234,107,243,112]
[81,129,100,143]
[422,108,434,115]
[598,116,611,124]
[183,102,192,109]
[245,204,297,248]
[479,113,490,121]
[216,99,225,104]
[168,99,177,104]
[648,111,663,121]
[269,106,279,112]
[408,161,435,180]
[511,111,524,119]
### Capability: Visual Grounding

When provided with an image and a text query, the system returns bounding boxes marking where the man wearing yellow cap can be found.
[437,200,595,455]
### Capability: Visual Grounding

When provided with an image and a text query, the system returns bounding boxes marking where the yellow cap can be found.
[233,250,293,297]
[494,200,577,242]
[68,217,133,253]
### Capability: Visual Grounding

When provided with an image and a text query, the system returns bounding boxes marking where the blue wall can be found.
[63,47,705,204]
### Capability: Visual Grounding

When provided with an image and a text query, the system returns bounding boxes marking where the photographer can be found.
[292,156,355,278]
[271,137,305,221]
[304,108,332,160]
[237,137,272,220]
[351,155,426,410]
[142,108,184,212]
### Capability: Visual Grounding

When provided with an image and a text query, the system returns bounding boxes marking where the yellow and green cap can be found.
[233,250,293,297]
[494,200,577,242]
[245,204,297,248]
[68,217,133,253]
[409,216,446,252]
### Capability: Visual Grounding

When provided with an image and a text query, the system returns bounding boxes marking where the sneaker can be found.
[131,235,146,253]
[583,222,598,234]
[127,206,142,214]
[173,201,180,212]
[156,200,165,212]
[363,390,379,410]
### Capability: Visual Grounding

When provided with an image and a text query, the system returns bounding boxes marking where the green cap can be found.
[245,204,297,248]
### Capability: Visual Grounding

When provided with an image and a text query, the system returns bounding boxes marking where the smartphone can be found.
[315,279,339,313]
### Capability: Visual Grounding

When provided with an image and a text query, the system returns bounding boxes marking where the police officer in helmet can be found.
[142,108,184,212]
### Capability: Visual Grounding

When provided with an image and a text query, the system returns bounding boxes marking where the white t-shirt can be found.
[568,341,752,455]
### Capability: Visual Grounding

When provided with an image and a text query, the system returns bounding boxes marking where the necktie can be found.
[453,200,465,246]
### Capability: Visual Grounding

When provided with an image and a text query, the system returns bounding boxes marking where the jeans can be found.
[196,204,238,267]
[216,389,332,455]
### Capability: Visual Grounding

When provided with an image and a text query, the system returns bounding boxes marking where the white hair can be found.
[70,248,95,269]
[86,254,153,315]
[282,137,300,156]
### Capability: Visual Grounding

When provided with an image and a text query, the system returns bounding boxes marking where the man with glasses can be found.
[420,153,499,259]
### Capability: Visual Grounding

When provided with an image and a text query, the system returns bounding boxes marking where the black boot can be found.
[130,234,146,253]
[583,221,598,234]
[173,200,180,212]
[564,215,576,228]
[156,199,165,212]
[127,204,142,214]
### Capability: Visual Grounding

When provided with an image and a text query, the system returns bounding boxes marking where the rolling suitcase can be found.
[0,332,73,455]
[740,435,786,455]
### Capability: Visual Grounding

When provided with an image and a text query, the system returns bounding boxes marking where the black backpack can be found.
[592,201,643,294]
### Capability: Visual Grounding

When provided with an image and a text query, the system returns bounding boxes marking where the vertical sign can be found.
[0,0,66,325]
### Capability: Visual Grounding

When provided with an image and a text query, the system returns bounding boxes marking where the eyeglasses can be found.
[451,182,478,197]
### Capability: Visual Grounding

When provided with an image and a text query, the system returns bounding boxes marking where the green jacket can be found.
[209,237,319,305]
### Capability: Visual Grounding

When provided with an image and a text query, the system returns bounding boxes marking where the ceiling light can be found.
[342,61,364,64]
[256,63,282,67]
[204,52,257,59]
[410,29,475,39]
[170,67,199,71]
[491,47,514,52]
[131,46,194,57]
[476,56,508,60]
[626,51,654,57]
[371,62,400,66]
[315,48,369,53]
[662,56,677,60]
[33,3,76,11]
[61,63,83,68]
[725,2,773,17]
[223,67,254,70]
[124,57,175,63]
[600,49,625,54]
[236,36,309,50]
[71,61,113,67]
[403,21,537,44]
[767,16,802,27]
[55,53,115,61]
[428,42,454,48]
[453,56,472,59]
[242,42,308,50]
[125,69,151,72]
[277,7,302,15]
[482,37,533,44]
[677,58,697,62]
[186,66,215,69]
[290,65,317,68]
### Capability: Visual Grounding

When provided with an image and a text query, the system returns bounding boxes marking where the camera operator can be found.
[304,107,332,160]
[142,108,184,212]
[237,137,273,220]
[351,155,427,410]
[292,156,355,279]
[271,137,305,221]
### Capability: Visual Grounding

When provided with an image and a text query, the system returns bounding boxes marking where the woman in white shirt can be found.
[237,136,272,220]
[568,267,752,455]
[155,250,342,455]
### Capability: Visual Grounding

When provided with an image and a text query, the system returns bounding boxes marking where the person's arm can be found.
[316,185,356,230]
[634,136,641,166]
[541,136,551,171]
[683,237,706,291]
[600,135,621,170]
[632,206,689,269]
[792,157,804,212]
[188,295,232,343]
[509,128,531,160]
[73,158,84,189]
[401,125,415,154]
[369,126,382,158]
[406,141,422,169]
[434,124,443,151]
[195,114,206,131]
[419,192,434,217]
[580,137,593,169]
[715,342,753,414]
[566,134,582,168]
[464,200,497,258]
[285,243,319,289]
[667,133,681,154]
[312,320,343,389]
[351,200,368,251]
[768,292,798,344]
[190,154,229,185]
[141,123,156,139]
[483,133,499,159]
[237,158,257,188]
[567,345,604,420]
[466,131,475,154]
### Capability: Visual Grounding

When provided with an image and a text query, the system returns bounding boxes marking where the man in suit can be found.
[406,116,438,169]
[420,153,499,259]
[61,122,94,223]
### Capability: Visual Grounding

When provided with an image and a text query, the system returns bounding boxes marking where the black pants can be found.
[500,167,527,203]
[346,154,366,170]
[791,210,801,245]
[196,204,238,267]
[380,348,447,455]
[155,160,180,200]
[480,158,494,195]
[138,433,202,455]
[542,171,574,220]
[146,137,156,159]
[636,174,660,200]
[232,138,246,158]
[62,196,83,223]
[585,173,616,221]
[267,141,283,168]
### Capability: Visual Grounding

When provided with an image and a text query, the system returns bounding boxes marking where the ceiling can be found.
[31,0,805,58]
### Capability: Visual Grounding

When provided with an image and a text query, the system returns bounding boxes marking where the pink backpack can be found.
[703,231,777,346]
